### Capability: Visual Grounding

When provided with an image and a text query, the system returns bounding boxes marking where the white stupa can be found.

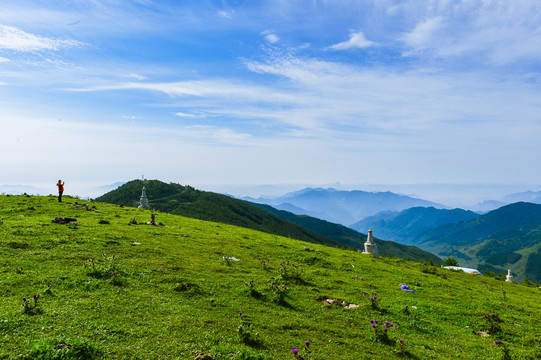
[138,186,150,209]
[362,228,379,258]
[506,269,514,282]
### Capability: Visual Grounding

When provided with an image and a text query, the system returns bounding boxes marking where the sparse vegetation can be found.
[444,256,460,266]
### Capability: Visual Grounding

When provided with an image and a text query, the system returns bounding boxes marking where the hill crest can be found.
[95,180,441,263]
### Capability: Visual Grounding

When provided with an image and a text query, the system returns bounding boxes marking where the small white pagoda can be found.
[506,269,514,282]
[361,228,379,258]
[138,186,150,209]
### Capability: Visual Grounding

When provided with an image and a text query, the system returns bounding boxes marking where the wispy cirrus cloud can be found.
[63,51,541,148]
[397,0,541,65]
[124,73,147,81]
[175,112,198,118]
[243,54,541,144]
[68,79,298,105]
[0,24,84,52]
[400,17,442,55]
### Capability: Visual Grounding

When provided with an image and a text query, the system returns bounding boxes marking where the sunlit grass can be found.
[0,194,539,359]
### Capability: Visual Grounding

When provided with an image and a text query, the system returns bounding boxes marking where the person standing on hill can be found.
[56,180,65,202]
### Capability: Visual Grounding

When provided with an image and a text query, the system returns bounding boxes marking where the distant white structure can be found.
[506,269,514,282]
[443,266,482,275]
[361,228,379,258]
[138,186,150,209]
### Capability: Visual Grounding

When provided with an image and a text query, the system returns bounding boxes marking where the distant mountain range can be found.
[242,187,444,226]
[350,207,480,245]
[354,203,541,282]
[468,191,541,212]
[502,191,541,204]
[95,180,442,263]
[0,184,45,194]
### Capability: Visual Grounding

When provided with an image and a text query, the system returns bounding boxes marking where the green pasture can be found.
[0,195,539,359]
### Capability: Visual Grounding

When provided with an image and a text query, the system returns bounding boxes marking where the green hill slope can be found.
[1,195,540,359]
[414,202,541,282]
[251,203,442,264]
[350,206,480,245]
[95,179,340,248]
[96,180,440,263]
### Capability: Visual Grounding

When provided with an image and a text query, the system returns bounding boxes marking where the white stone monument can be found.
[138,186,150,209]
[506,269,514,282]
[362,228,379,258]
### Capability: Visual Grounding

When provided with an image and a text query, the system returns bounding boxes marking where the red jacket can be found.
[57,182,64,192]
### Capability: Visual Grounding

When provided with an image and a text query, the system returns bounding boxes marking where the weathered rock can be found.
[51,217,77,224]
[322,298,359,309]
[475,331,490,337]
[193,350,214,360]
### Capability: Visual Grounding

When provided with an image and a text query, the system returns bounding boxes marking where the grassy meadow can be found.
[0,195,540,359]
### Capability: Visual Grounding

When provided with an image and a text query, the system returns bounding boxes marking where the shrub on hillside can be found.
[444,257,459,266]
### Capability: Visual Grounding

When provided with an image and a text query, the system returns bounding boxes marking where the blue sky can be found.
[1,0,540,205]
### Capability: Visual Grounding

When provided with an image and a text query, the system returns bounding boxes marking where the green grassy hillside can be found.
[95,180,341,248]
[1,195,540,359]
[96,180,440,263]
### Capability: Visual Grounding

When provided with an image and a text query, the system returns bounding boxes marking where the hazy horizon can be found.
[2,180,539,210]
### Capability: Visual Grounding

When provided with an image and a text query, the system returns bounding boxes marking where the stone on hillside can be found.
[322,298,359,309]
[193,350,214,360]
[51,217,77,224]
[475,331,490,337]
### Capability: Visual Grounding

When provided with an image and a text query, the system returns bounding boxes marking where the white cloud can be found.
[265,33,280,44]
[125,73,147,81]
[329,31,375,50]
[261,30,279,44]
[0,24,84,52]
[218,10,235,19]
[175,112,198,118]
[0,56,9,63]
[68,80,298,105]
[401,17,443,54]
